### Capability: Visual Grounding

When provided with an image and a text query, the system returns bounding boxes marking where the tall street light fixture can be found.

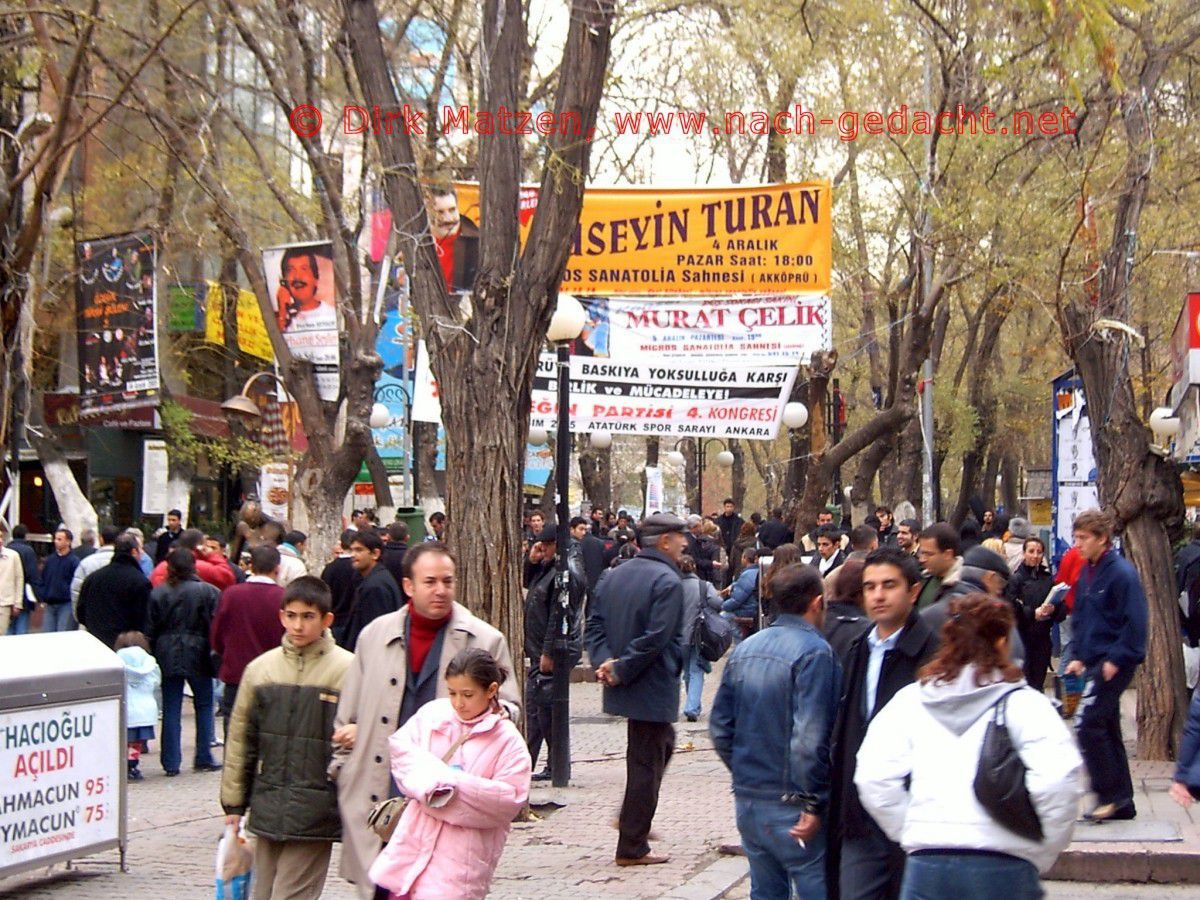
[222,371,294,518]
[545,293,586,788]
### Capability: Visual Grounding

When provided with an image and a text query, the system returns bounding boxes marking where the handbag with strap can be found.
[366,728,474,843]
[692,581,734,663]
[973,688,1044,842]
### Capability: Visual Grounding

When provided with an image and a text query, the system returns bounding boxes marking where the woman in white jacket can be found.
[855,593,1082,899]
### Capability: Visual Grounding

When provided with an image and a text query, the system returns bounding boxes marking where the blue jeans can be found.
[8,608,30,635]
[161,675,216,773]
[682,646,705,717]
[735,795,826,899]
[901,851,1041,900]
[43,602,76,632]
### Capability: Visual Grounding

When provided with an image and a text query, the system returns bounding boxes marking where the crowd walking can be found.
[0,497,1170,900]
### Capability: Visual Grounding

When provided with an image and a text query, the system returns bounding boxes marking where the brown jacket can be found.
[329,602,521,894]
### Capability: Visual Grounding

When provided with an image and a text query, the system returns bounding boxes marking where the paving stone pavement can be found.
[0,663,743,899]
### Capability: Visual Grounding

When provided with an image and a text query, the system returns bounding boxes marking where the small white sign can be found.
[141,439,169,515]
[0,698,121,869]
[259,463,291,521]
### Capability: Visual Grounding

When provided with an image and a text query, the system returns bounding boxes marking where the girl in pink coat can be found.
[370,647,532,900]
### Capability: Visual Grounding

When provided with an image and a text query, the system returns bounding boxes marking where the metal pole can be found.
[550,341,572,787]
[920,47,936,525]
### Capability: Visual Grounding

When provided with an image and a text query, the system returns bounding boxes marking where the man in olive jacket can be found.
[220,576,353,899]
[586,513,687,867]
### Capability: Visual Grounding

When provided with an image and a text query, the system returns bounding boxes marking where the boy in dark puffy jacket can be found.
[220,576,352,898]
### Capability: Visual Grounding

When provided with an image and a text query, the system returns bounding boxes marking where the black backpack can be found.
[692,581,734,662]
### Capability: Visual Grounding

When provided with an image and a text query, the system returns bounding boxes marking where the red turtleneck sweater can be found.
[409,607,447,675]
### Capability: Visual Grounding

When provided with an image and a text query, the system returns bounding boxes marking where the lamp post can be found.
[666,438,733,515]
[371,383,415,506]
[222,371,294,518]
[545,293,586,788]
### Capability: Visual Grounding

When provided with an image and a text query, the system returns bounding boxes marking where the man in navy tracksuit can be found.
[1065,508,1147,821]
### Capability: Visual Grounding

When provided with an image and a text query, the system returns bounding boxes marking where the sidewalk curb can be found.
[1047,846,1200,883]
[660,855,749,900]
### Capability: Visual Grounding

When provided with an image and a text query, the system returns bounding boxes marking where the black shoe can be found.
[1084,802,1137,822]
[164,769,179,777]
[128,767,144,781]
[530,769,552,782]
[195,762,223,772]
[685,713,698,723]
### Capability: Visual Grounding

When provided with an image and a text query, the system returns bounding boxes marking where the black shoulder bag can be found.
[973,689,1044,841]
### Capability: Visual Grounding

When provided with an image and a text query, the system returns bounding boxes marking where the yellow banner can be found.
[204,281,274,362]
[453,181,831,294]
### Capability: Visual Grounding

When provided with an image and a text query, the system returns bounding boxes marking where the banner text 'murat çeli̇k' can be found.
[452,182,831,295]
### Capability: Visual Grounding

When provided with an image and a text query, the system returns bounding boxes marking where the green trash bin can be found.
[394,506,427,543]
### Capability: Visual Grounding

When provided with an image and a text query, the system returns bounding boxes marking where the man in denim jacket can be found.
[710,563,841,898]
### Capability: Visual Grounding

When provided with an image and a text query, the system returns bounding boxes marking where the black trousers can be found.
[1077,664,1137,808]
[616,719,675,859]
[524,670,552,770]
[219,681,239,741]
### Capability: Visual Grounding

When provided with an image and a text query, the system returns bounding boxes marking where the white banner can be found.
[262,242,340,401]
[578,294,830,362]
[411,341,442,424]
[0,699,121,869]
[645,466,664,514]
[141,439,169,515]
[258,462,292,521]
[531,355,798,439]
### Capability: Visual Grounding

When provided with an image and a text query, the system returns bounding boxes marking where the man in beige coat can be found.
[328,542,521,896]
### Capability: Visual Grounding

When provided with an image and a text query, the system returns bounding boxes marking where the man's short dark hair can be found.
[850,525,878,552]
[281,575,333,615]
[899,518,921,533]
[875,505,892,517]
[772,564,825,616]
[350,530,383,554]
[428,511,446,525]
[815,525,840,543]
[178,528,205,551]
[569,516,588,529]
[112,533,138,556]
[340,529,357,549]
[387,521,409,543]
[55,527,73,543]
[742,547,758,563]
[918,522,960,555]
[260,521,284,544]
[11,524,27,539]
[723,498,735,506]
[250,544,281,574]
[402,541,456,581]
[771,507,783,519]
[168,508,182,519]
[101,524,121,544]
[863,546,925,587]
[284,530,307,546]
[210,533,228,549]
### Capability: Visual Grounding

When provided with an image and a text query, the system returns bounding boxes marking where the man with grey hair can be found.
[586,513,687,866]
[74,528,97,560]
[921,545,1025,663]
[124,527,154,577]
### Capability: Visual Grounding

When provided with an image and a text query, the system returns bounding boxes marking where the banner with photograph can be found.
[575,294,830,361]
[76,230,160,415]
[453,181,831,294]
[262,242,340,400]
[529,356,798,439]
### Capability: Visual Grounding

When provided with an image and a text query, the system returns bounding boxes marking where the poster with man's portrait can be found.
[262,241,340,401]
[76,230,160,415]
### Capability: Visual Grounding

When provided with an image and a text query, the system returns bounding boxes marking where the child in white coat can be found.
[115,631,161,781]
[369,648,531,900]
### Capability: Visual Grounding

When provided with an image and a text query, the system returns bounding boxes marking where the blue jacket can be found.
[1176,686,1200,788]
[41,551,80,605]
[709,614,841,811]
[722,565,760,618]
[1070,548,1147,671]
[585,548,684,723]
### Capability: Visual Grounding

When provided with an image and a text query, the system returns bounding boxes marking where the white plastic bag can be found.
[1184,643,1200,691]
[215,821,253,900]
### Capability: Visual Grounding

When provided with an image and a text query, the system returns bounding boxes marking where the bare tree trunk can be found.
[578,440,611,510]
[793,352,835,536]
[684,438,699,514]
[29,431,98,539]
[981,452,1000,512]
[1000,453,1020,516]
[414,420,441,507]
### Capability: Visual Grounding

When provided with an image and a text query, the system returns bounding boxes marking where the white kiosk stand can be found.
[0,631,127,878]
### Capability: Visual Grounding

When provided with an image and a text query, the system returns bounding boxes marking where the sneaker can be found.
[684,713,698,723]
[211,737,224,748]
[128,768,144,781]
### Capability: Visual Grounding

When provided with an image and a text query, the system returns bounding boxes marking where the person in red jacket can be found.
[150,528,236,591]
[210,544,285,738]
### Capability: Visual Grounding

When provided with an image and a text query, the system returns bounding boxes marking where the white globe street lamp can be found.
[715,449,735,468]
[528,426,549,446]
[782,401,809,429]
[547,293,587,343]
[589,430,612,450]
[369,402,391,429]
